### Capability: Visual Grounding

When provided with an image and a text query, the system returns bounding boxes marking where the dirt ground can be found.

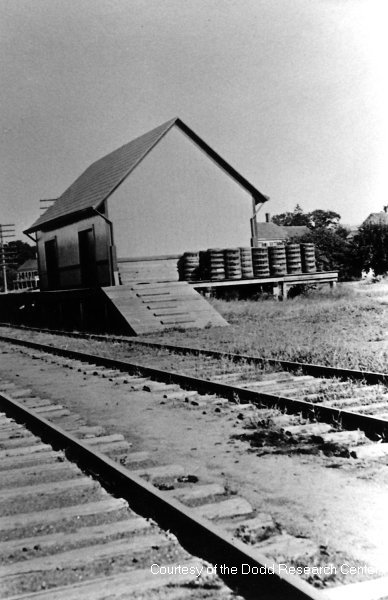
[1,344,388,580]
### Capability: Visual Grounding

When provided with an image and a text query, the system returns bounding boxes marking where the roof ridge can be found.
[26,117,178,232]
[25,117,267,234]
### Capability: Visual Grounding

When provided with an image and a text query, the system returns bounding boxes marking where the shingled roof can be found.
[25,117,267,234]
[363,212,388,226]
[17,258,38,272]
[255,222,288,241]
[255,222,309,241]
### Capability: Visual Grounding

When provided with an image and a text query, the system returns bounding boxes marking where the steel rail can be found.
[1,322,387,386]
[1,333,387,440]
[0,392,322,600]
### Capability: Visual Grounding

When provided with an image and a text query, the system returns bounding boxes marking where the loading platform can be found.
[0,271,338,336]
[192,271,338,299]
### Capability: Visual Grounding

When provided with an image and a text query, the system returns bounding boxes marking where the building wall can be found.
[37,213,111,290]
[107,127,253,259]
[254,239,284,247]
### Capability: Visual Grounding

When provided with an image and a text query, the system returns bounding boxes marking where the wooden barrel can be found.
[239,247,254,279]
[268,245,287,276]
[252,246,270,277]
[224,248,242,280]
[179,251,200,281]
[208,248,225,281]
[301,243,316,273]
[286,244,302,274]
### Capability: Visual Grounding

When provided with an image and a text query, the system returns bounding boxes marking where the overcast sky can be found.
[1,0,387,240]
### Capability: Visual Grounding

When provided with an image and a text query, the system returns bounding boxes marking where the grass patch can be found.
[149,288,388,372]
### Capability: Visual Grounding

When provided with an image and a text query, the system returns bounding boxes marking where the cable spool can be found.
[252,246,270,277]
[208,248,225,281]
[286,244,302,274]
[301,243,316,273]
[179,251,200,281]
[239,247,254,279]
[224,248,242,280]
[268,245,287,276]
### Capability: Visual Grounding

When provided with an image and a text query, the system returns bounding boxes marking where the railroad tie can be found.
[198,497,254,521]
[254,533,318,562]
[0,497,128,534]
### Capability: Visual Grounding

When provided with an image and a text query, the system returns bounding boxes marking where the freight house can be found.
[24,117,268,291]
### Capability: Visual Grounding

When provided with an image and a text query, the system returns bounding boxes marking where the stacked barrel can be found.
[208,248,226,281]
[179,243,317,281]
[268,245,287,276]
[301,243,316,273]
[179,251,200,281]
[224,248,242,280]
[239,247,254,279]
[285,243,302,274]
[252,246,270,278]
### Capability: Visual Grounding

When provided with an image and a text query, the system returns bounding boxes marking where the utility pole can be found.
[0,224,16,293]
[40,199,56,212]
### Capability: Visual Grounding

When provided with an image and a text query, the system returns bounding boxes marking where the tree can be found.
[308,209,341,230]
[271,205,341,230]
[272,205,360,280]
[271,204,310,227]
[354,223,388,276]
[294,228,360,281]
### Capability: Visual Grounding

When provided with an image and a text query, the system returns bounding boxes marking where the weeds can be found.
[152,289,388,373]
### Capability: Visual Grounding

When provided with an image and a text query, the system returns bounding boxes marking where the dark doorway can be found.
[78,228,97,287]
[45,239,59,290]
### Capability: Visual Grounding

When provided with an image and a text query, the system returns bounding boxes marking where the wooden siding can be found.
[117,256,179,284]
[36,214,111,290]
[108,127,252,259]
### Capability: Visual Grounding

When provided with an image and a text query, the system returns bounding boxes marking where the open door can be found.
[78,228,97,287]
[45,238,59,290]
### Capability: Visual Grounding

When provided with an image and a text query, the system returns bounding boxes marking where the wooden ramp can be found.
[102,282,228,335]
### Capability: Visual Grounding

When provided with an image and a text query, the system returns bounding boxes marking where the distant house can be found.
[24,117,268,290]
[254,213,309,247]
[346,207,388,240]
[14,258,39,291]
[362,208,388,227]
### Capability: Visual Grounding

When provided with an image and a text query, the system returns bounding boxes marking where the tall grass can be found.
[153,288,388,372]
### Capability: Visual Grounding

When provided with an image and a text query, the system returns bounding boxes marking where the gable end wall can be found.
[108,127,253,258]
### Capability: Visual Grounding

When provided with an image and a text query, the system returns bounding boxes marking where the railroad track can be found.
[2,323,387,384]
[1,325,388,453]
[2,376,388,599]
[1,331,388,597]
[0,377,328,600]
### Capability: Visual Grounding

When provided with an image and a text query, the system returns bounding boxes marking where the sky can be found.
[1,0,387,240]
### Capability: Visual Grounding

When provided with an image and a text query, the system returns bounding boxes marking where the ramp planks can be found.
[102,282,228,335]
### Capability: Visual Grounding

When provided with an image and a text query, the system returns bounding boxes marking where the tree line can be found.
[272,204,388,280]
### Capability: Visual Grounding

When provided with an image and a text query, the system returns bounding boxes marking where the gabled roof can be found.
[25,117,268,234]
[283,225,310,238]
[256,222,287,241]
[363,212,388,226]
[255,222,310,241]
[17,258,38,272]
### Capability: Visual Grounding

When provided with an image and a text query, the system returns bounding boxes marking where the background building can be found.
[14,258,39,291]
[254,213,309,247]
